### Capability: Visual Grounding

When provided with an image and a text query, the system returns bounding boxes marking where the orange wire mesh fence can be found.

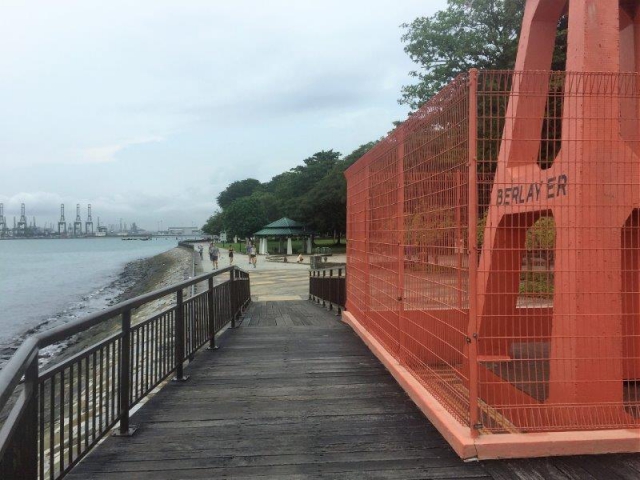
[345,69,640,436]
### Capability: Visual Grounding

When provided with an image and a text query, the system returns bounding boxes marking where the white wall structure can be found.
[259,237,268,255]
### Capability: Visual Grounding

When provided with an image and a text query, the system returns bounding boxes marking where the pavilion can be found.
[254,217,311,255]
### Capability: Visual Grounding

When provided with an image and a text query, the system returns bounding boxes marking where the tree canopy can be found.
[203,145,374,240]
[216,178,262,210]
[399,0,525,109]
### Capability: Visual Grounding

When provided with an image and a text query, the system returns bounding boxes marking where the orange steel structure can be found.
[344,0,640,459]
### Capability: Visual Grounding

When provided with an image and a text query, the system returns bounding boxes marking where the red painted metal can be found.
[345,0,640,448]
[346,74,472,427]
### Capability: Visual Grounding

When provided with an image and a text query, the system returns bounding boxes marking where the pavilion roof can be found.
[254,217,307,237]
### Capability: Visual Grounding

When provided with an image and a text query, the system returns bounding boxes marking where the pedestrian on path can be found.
[250,245,257,268]
[228,246,234,265]
[209,242,219,269]
[198,245,204,259]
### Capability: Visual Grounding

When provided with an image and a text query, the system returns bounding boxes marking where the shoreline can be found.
[46,247,194,367]
[0,247,193,370]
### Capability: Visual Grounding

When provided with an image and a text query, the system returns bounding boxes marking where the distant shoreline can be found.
[0,235,198,240]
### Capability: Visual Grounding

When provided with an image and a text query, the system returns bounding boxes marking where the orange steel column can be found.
[397,130,406,361]
[467,68,480,437]
[477,0,639,428]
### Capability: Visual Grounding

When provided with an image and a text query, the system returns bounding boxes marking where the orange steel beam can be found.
[477,0,639,427]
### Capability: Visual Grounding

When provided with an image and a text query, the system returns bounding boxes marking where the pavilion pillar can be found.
[286,237,293,255]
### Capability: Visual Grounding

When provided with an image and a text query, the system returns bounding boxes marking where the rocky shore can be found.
[42,247,194,367]
[0,246,195,426]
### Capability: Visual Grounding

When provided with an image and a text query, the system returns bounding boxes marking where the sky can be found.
[0,0,447,231]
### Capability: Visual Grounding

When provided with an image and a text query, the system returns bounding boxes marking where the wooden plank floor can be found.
[67,301,640,480]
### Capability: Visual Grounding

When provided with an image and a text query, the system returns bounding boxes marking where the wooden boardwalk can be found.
[67,301,640,479]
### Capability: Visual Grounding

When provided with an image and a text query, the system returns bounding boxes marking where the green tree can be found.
[342,142,377,169]
[223,196,268,238]
[302,143,377,242]
[250,191,281,223]
[216,178,262,210]
[265,150,342,220]
[207,145,376,243]
[400,0,525,109]
[202,210,225,236]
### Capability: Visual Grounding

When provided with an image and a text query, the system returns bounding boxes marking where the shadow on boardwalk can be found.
[67,300,640,479]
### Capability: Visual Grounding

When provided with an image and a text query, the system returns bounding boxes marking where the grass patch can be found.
[519,271,554,297]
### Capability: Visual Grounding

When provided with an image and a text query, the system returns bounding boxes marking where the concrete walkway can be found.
[193,242,345,302]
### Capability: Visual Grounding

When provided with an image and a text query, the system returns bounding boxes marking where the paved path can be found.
[194,243,345,301]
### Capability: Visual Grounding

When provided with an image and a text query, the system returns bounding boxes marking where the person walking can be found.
[209,242,219,269]
[228,246,234,265]
[198,245,204,259]
[250,245,257,268]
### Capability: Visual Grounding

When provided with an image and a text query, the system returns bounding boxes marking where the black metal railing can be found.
[309,266,346,313]
[0,266,250,480]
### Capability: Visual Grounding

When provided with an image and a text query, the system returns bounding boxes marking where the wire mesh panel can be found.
[346,68,640,438]
[346,74,472,426]
[475,70,640,433]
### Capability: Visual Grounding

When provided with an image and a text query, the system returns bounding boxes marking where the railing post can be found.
[230,269,237,328]
[246,270,251,307]
[328,269,334,310]
[336,268,343,316]
[207,277,217,350]
[322,270,326,307]
[24,356,38,480]
[117,309,136,435]
[0,351,39,480]
[308,270,312,300]
[173,289,189,381]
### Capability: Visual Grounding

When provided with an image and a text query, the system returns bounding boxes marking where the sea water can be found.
[0,237,180,364]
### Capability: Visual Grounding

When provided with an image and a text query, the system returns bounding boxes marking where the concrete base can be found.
[112,426,138,437]
[342,311,640,460]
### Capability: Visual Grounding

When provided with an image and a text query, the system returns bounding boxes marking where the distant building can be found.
[168,226,201,235]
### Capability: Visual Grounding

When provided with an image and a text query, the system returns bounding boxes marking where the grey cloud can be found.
[0,0,447,230]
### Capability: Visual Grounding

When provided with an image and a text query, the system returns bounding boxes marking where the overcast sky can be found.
[0,0,447,231]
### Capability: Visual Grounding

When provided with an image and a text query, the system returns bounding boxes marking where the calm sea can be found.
[0,237,180,359]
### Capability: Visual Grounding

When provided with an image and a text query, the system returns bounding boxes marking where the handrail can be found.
[0,337,39,416]
[0,265,251,480]
[309,266,346,314]
[36,267,235,348]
